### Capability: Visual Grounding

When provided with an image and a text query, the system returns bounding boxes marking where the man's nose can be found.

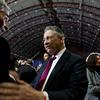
[44,39,51,45]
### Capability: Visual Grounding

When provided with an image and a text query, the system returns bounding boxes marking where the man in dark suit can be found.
[31,25,88,100]
[0,26,87,100]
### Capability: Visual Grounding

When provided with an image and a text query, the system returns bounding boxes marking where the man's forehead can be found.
[44,31,56,37]
[44,30,57,35]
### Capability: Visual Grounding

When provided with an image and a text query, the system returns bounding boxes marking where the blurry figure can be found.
[27,58,33,65]
[9,54,20,82]
[0,0,15,83]
[84,52,100,100]
[18,65,37,84]
[0,36,14,83]
[32,59,43,71]
[43,52,50,61]
[0,1,40,99]
[37,52,50,72]
[0,0,25,84]
[18,58,37,84]
[9,53,18,71]
[0,0,11,31]
[17,59,27,66]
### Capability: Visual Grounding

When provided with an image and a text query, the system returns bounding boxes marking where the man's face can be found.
[43,30,64,55]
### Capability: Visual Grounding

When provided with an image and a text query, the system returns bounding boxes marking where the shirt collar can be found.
[52,47,66,59]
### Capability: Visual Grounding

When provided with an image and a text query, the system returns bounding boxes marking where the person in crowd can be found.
[43,52,50,61]
[18,58,37,84]
[0,0,14,83]
[84,52,100,100]
[36,52,50,72]
[0,25,88,100]
[0,0,11,32]
[0,0,25,84]
[0,36,15,83]
[9,53,21,82]
[9,53,19,71]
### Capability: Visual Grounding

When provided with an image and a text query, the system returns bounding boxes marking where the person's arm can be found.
[90,85,100,97]
[0,82,45,100]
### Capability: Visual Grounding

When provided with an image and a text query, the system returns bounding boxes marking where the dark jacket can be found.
[31,50,88,100]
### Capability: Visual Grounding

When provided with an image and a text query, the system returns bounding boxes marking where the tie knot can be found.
[50,56,56,61]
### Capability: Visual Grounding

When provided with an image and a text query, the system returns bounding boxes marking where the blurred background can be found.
[1,0,100,59]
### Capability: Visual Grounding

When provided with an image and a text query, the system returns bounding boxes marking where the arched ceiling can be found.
[0,0,100,58]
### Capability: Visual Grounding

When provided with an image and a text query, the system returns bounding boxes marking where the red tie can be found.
[35,56,56,90]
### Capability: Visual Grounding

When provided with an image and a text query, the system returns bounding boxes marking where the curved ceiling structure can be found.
[0,0,100,58]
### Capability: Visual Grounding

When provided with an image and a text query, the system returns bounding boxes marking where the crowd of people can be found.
[0,0,100,100]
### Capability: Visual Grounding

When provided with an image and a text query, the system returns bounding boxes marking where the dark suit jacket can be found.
[31,50,88,100]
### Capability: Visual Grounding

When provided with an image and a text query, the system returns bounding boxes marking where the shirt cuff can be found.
[43,91,49,100]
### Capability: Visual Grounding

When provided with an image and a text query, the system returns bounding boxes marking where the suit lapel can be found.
[44,50,71,89]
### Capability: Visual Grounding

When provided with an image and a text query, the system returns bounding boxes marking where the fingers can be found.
[0,96,20,100]
[0,83,29,100]
[0,83,20,89]
[0,83,41,100]
[0,83,21,100]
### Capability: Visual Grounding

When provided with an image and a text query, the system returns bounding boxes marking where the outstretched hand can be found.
[0,82,44,100]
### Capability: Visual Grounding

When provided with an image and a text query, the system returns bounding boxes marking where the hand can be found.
[9,70,26,84]
[0,83,44,100]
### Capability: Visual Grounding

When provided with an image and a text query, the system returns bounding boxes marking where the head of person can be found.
[0,0,11,31]
[0,36,10,75]
[43,52,49,61]
[86,52,100,71]
[18,65,37,84]
[43,25,65,55]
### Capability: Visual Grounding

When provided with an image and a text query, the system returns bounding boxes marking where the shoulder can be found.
[64,49,84,62]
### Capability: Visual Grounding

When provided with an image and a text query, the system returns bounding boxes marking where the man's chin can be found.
[46,49,53,55]
[46,50,56,55]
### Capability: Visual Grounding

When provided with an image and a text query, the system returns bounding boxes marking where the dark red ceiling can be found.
[0,0,100,58]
